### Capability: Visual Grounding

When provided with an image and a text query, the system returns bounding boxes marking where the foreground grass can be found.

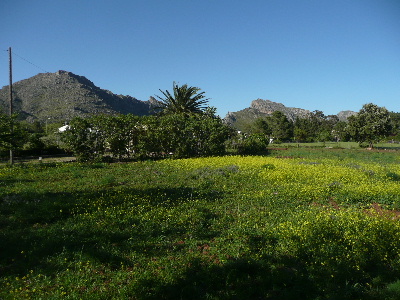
[1,149,400,299]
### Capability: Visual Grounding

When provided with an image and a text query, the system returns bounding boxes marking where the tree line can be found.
[246,103,399,147]
[0,82,398,162]
[0,83,270,161]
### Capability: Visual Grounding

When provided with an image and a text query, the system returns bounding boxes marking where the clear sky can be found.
[1,0,399,117]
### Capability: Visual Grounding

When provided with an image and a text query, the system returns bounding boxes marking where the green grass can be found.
[1,149,400,299]
[269,141,400,150]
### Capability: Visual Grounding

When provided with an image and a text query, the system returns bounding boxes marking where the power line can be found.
[8,49,49,73]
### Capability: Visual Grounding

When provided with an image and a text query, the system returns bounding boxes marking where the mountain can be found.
[223,99,310,128]
[0,70,154,123]
[224,99,356,129]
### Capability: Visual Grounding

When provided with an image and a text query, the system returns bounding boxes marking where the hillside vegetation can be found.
[1,148,400,299]
[0,71,153,123]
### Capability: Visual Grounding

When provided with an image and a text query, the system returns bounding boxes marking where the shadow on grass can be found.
[0,185,223,277]
[0,178,35,189]
[132,257,314,300]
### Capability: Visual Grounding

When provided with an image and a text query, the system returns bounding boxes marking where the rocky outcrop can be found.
[250,99,310,121]
[224,98,357,129]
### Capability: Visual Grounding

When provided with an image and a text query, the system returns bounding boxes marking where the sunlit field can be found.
[1,148,400,299]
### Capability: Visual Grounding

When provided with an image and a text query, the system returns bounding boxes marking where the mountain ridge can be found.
[0,70,154,123]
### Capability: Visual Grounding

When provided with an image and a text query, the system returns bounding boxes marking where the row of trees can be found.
[0,115,64,158]
[0,81,397,161]
[61,112,233,161]
[0,83,270,162]
[60,83,270,161]
[248,103,398,147]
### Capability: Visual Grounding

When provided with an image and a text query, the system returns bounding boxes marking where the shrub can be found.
[231,133,269,155]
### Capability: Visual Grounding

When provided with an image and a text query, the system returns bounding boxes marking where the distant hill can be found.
[0,70,155,123]
[224,99,356,129]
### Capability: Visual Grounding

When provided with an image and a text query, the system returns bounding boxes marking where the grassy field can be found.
[268,141,400,150]
[1,148,400,299]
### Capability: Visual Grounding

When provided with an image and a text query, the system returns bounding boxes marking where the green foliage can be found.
[93,114,142,160]
[252,118,272,135]
[60,117,105,162]
[138,113,231,159]
[384,280,400,300]
[266,111,293,142]
[347,103,392,147]
[154,82,210,115]
[60,113,231,161]
[22,133,46,153]
[229,132,269,154]
[293,126,309,142]
[230,109,345,144]
[293,115,314,142]
[333,121,351,142]
[293,111,339,142]
[0,113,27,154]
[24,120,45,133]
[389,112,400,142]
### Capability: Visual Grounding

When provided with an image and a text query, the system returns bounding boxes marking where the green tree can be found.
[229,132,269,155]
[0,113,26,155]
[318,115,339,142]
[21,133,46,154]
[389,112,400,142]
[293,111,338,142]
[60,117,105,161]
[309,110,328,141]
[294,117,313,142]
[266,111,293,142]
[253,118,272,135]
[137,113,231,159]
[332,121,351,142]
[93,114,142,160]
[346,103,392,148]
[154,82,209,115]
[0,114,15,150]
[293,127,308,143]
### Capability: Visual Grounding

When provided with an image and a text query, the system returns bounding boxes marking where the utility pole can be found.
[8,47,14,165]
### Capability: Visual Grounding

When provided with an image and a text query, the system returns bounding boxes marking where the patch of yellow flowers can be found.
[271,206,400,275]
[160,155,400,206]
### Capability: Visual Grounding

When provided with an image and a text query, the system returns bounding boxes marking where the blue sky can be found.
[1,0,399,117]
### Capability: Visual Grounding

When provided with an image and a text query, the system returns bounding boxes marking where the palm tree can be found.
[154,82,209,115]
